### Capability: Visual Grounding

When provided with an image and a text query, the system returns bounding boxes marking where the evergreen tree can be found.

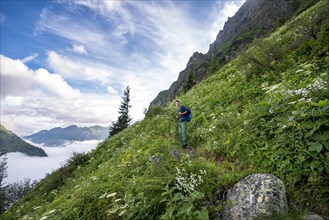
[109,86,132,137]
[6,179,37,207]
[0,156,37,213]
[0,156,8,214]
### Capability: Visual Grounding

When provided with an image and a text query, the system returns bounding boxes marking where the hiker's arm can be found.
[179,110,187,115]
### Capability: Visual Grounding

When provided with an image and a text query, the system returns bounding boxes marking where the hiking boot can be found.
[186,146,195,157]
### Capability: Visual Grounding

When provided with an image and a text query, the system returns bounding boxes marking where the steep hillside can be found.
[1,0,328,219]
[0,124,47,157]
[149,0,320,108]
[24,125,108,146]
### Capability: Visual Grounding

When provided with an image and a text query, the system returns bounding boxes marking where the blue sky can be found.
[1,0,245,136]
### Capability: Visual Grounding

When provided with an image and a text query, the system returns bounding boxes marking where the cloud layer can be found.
[4,140,99,184]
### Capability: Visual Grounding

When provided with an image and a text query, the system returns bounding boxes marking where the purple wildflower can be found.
[152,156,159,165]
[171,149,180,158]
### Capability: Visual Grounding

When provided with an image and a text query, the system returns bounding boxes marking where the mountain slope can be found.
[0,124,47,157]
[149,0,320,108]
[24,125,108,146]
[1,0,329,219]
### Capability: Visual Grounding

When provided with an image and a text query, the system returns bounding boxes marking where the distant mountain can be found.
[0,124,47,157]
[24,125,108,147]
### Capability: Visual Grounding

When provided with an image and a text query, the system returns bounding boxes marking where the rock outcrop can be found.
[222,174,288,220]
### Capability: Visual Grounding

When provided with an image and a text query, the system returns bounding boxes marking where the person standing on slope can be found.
[175,100,188,148]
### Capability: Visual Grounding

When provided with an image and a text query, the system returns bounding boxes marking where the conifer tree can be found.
[0,156,8,214]
[109,86,132,137]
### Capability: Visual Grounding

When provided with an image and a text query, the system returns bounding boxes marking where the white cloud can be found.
[36,7,107,47]
[36,1,211,80]
[0,54,31,76]
[0,54,80,99]
[72,44,87,55]
[47,51,112,84]
[2,96,24,106]
[1,55,36,98]
[21,53,39,63]
[34,68,80,99]
[107,86,118,95]
[75,0,134,42]
[1,55,118,135]
[0,54,149,136]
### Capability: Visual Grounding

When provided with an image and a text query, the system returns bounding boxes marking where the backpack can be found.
[185,107,192,122]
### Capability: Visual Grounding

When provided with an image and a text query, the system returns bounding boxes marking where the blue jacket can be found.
[178,106,188,122]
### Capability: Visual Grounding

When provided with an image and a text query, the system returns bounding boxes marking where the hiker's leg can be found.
[181,121,187,148]
[178,122,182,140]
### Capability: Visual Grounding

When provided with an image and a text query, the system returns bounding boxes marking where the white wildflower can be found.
[99,193,106,199]
[107,192,117,198]
[45,209,56,215]
[264,83,282,93]
[118,210,126,216]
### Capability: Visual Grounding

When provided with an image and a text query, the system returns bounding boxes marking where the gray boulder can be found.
[222,174,288,220]
[306,213,324,220]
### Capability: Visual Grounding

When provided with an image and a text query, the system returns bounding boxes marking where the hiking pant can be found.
[179,121,187,148]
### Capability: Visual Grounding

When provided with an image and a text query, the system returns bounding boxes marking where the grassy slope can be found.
[2,1,329,219]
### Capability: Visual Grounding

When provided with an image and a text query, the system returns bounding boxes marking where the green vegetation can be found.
[1,1,329,219]
[182,72,196,94]
[0,124,47,157]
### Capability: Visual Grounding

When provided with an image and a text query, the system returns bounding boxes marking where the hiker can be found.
[175,100,188,148]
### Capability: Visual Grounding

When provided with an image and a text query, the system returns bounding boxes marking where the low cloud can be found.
[3,140,99,184]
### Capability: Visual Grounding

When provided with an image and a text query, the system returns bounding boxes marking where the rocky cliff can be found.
[149,0,319,108]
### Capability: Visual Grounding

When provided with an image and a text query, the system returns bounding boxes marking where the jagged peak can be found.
[186,52,205,67]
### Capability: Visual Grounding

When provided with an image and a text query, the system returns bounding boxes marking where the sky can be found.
[1,0,245,136]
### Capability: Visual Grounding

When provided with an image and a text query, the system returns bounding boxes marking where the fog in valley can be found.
[3,140,100,184]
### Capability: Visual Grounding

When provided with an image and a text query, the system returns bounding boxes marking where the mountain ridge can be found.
[149,0,320,108]
[0,124,47,157]
[24,125,108,147]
